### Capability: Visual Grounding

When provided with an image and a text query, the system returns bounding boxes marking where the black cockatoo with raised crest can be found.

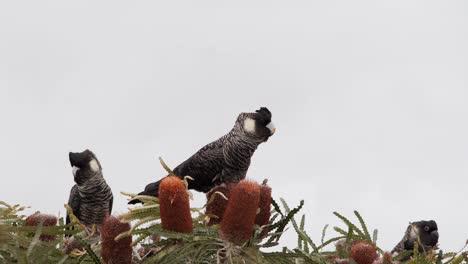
[129,107,276,204]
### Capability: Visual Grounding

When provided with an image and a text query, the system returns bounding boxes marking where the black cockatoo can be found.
[129,107,275,204]
[391,220,439,258]
[66,149,113,228]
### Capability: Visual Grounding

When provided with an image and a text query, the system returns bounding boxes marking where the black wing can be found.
[173,139,226,192]
[130,137,227,204]
[65,185,80,236]
[128,181,160,204]
[66,185,81,224]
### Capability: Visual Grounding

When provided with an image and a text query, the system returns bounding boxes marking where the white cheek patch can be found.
[89,159,100,172]
[243,118,256,133]
[72,166,80,177]
[266,121,276,134]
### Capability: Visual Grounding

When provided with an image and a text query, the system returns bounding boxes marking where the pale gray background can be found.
[1,0,467,252]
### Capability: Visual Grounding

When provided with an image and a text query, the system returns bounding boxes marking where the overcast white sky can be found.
[1,0,467,252]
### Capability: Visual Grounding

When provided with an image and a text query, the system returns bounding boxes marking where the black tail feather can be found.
[128,180,161,204]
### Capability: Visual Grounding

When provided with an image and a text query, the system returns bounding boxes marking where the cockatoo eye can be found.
[424,226,430,232]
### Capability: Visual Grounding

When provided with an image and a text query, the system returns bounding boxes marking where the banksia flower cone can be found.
[205,183,234,225]
[350,241,378,264]
[255,183,272,236]
[159,176,193,233]
[219,180,261,244]
[101,216,132,264]
[24,213,57,242]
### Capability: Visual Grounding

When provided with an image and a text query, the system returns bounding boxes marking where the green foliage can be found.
[120,192,301,263]
[289,210,468,264]
[0,201,100,264]
[1,191,467,263]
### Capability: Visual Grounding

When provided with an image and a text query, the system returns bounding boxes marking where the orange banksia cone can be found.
[101,216,132,264]
[219,180,261,244]
[159,176,193,233]
[24,213,57,242]
[255,183,272,235]
[205,183,235,225]
[350,241,378,264]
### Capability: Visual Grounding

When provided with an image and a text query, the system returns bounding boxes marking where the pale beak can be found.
[72,166,80,177]
[266,122,276,135]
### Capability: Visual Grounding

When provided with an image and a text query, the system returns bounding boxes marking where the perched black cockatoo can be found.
[66,149,113,228]
[129,107,275,204]
[391,220,439,258]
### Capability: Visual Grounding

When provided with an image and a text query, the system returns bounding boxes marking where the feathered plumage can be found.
[129,107,275,204]
[66,150,113,228]
[391,220,439,257]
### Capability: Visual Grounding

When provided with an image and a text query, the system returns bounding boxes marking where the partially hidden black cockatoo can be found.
[129,107,275,204]
[391,220,439,258]
[66,149,113,228]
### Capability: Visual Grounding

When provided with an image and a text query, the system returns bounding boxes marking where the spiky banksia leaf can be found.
[101,216,132,264]
[350,240,378,264]
[205,183,234,225]
[255,183,272,236]
[220,179,261,244]
[24,213,57,242]
[159,176,193,233]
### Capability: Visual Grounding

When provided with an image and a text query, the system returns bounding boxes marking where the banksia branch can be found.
[350,241,378,264]
[24,213,57,242]
[205,183,234,226]
[255,183,272,236]
[159,176,193,233]
[63,238,83,255]
[335,238,350,256]
[219,180,261,244]
[101,216,132,264]
[372,252,395,264]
